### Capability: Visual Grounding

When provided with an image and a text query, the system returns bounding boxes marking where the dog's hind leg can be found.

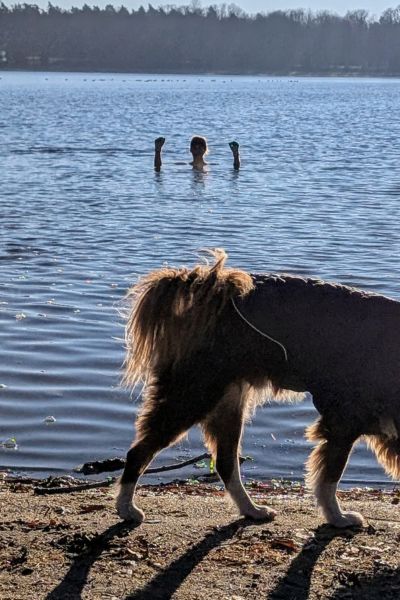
[117,381,202,523]
[202,382,276,521]
[116,436,158,523]
[306,417,364,528]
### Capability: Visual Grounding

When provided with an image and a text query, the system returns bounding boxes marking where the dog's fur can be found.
[117,250,400,527]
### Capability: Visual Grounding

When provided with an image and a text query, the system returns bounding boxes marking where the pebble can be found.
[1,438,18,449]
[44,416,57,424]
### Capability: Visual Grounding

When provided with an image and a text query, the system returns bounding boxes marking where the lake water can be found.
[1,71,400,486]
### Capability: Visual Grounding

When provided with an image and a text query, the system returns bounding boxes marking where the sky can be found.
[31,1,394,18]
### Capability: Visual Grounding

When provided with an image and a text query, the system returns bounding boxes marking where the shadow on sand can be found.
[267,525,354,599]
[268,525,400,600]
[328,569,400,599]
[46,521,138,600]
[124,523,343,600]
[124,519,248,599]
[46,519,400,600]
[45,518,248,600]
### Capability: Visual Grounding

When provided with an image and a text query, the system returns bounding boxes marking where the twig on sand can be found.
[33,452,223,496]
[34,479,116,495]
[75,452,212,476]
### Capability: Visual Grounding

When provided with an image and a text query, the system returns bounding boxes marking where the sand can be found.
[1,477,400,599]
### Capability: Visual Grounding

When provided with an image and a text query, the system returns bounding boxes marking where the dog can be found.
[116,250,400,527]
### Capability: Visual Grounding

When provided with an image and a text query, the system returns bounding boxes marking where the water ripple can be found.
[1,72,400,484]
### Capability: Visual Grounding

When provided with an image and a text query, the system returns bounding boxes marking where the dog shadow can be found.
[328,569,400,599]
[126,523,361,600]
[268,525,400,600]
[124,518,249,599]
[45,518,400,600]
[45,518,248,600]
[267,525,352,599]
[45,521,138,600]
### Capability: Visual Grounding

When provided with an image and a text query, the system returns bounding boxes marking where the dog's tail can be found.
[123,249,254,388]
[366,434,400,480]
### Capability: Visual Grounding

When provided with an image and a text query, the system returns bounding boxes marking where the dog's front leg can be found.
[223,455,277,520]
[203,383,276,521]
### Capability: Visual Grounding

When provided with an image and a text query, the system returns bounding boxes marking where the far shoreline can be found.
[2,68,400,79]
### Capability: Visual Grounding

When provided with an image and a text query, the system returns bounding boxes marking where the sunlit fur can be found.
[117,250,400,527]
[123,249,254,388]
[366,434,400,480]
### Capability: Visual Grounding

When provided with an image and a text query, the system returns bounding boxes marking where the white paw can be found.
[116,501,145,523]
[241,505,277,521]
[327,511,365,528]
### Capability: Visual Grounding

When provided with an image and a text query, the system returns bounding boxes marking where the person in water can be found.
[154,136,240,171]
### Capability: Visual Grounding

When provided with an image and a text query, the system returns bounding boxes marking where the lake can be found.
[1,71,400,486]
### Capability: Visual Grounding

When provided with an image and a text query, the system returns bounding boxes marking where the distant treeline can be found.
[1,3,400,74]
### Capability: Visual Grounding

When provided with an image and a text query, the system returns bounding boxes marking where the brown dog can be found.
[117,250,400,527]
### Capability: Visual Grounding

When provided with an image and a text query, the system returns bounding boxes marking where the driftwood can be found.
[75,452,212,476]
[34,479,116,495]
[33,453,249,496]
[76,457,126,475]
[33,452,227,495]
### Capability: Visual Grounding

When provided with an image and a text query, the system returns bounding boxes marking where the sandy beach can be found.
[1,477,399,599]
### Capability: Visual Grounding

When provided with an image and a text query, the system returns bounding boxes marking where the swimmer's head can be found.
[190,136,208,158]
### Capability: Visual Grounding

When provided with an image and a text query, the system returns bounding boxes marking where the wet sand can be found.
[1,477,399,599]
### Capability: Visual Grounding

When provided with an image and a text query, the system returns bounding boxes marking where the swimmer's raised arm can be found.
[154,137,165,171]
[229,141,240,170]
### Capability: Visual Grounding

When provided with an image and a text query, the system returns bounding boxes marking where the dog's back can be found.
[238,273,400,406]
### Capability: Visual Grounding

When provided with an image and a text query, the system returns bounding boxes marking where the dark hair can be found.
[190,136,208,155]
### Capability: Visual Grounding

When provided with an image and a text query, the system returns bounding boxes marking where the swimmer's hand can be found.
[155,137,166,152]
[229,141,240,170]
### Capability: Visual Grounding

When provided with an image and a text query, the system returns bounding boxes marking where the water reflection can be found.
[191,168,208,187]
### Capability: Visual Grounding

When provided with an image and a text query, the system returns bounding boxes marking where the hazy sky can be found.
[33,1,393,18]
